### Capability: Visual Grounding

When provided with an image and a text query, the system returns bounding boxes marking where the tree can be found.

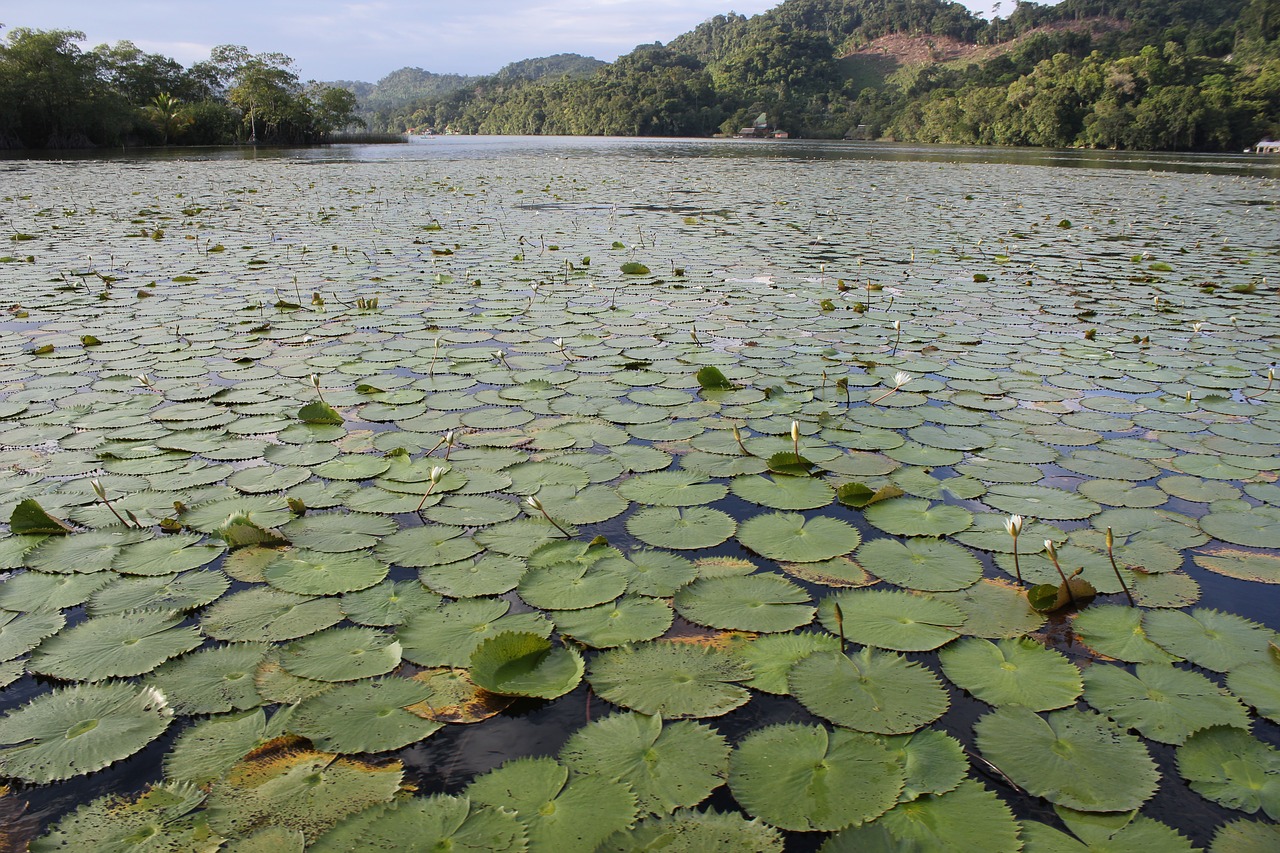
[145,92,190,144]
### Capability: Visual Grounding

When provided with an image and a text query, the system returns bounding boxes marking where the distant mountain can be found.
[368,0,1280,150]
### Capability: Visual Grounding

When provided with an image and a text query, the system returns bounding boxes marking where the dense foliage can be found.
[380,0,1280,150]
[0,29,362,148]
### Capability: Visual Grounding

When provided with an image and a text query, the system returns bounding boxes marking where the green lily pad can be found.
[419,554,527,599]
[618,470,729,506]
[0,610,65,662]
[854,537,981,591]
[145,643,267,716]
[627,506,736,550]
[29,609,203,681]
[1142,608,1277,672]
[379,524,483,568]
[201,587,344,643]
[1209,818,1280,852]
[597,809,782,852]
[817,589,964,652]
[397,597,553,668]
[729,473,836,510]
[553,595,673,648]
[278,626,401,682]
[1073,605,1181,664]
[309,795,524,853]
[939,637,1082,710]
[1176,726,1279,820]
[732,632,842,695]
[736,512,861,563]
[863,498,973,537]
[974,706,1159,812]
[588,641,752,719]
[789,648,949,734]
[29,781,217,853]
[1194,549,1280,584]
[1083,663,1250,745]
[560,711,729,816]
[263,548,389,596]
[290,677,441,753]
[821,780,1020,853]
[469,631,583,699]
[729,723,904,832]
[674,573,815,633]
[0,682,173,783]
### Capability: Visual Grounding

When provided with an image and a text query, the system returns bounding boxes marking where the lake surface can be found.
[0,137,1278,850]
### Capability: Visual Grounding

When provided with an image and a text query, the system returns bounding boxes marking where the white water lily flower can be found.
[893,371,912,388]
[790,421,800,442]
[1004,514,1023,538]
[429,466,446,484]
[525,496,543,512]
[90,478,107,500]
[1044,539,1057,557]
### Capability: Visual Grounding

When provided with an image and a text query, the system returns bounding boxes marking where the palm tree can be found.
[145,92,188,145]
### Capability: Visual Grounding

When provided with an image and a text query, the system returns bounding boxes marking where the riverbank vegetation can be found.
[0,32,362,148]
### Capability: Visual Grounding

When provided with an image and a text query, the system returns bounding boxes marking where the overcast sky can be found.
[6,1,1006,83]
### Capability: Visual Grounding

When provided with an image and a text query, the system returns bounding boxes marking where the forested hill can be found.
[380,0,1280,151]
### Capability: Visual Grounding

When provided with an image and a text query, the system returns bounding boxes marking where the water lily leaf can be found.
[531,484,628,525]
[0,682,173,783]
[9,498,73,535]
[729,723,904,832]
[280,512,397,553]
[730,473,835,510]
[984,484,1102,521]
[263,548,389,596]
[290,678,441,753]
[404,667,514,723]
[1227,646,1280,724]
[560,711,729,816]
[554,595,673,648]
[398,597,553,668]
[597,808,782,852]
[1019,807,1198,853]
[419,553,527,599]
[112,534,225,576]
[618,470,728,507]
[1176,726,1279,820]
[737,512,860,563]
[1193,549,1280,584]
[466,756,637,852]
[939,637,1082,710]
[789,648,949,734]
[817,589,964,651]
[278,626,401,682]
[24,528,153,573]
[836,482,905,509]
[883,729,968,802]
[29,609,203,681]
[298,400,343,425]
[469,631,583,699]
[204,737,405,838]
[973,707,1159,812]
[0,610,65,662]
[732,632,841,695]
[340,579,443,626]
[855,537,981,592]
[378,524,483,567]
[309,795,525,853]
[1073,604,1180,664]
[517,552,630,611]
[145,643,267,715]
[201,587,344,643]
[863,498,972,537]
[0,570,112,613]
[626,506,736,550]
[588,641,751,719]
[228,464,311,495]
[1199,507,1280,548]
[821,780,1020,853]
[696,365,733,391]
[1142,608,1277,672]
[674,573,814,633]
[1209,818,1280,852]
[1083,663,1250,745]
[616,549,697,597]
[29,780,219,853]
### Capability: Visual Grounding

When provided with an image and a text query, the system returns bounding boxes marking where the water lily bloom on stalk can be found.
[869,371,912,405]
[1005,514,1024,584]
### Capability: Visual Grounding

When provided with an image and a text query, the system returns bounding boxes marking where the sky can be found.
[6,1,1007,83]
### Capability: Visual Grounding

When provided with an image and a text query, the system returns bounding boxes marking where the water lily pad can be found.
[618,470,728,506]
[1194,549,1280,584]
[290,678,441,753]
[29,781,216,853]
[29,609,203,681]
[627,506,736,550]
[588,641,751,719]
[817,589,964,651]
[674,574,814,633]
[145,643,267,715]
[278,626,401,682]
[821,780,1020,853]
[855,537,981,592]
[309,795,524,853]
[789,648,949,734]
[732,632,842,695]
[729,473,835,510]
[1199,507,1280,548]
[263,548,389,595]
[554,596,673,648]
[597,808,782,852]
[560,711,729,816]
[1209,819,1280,853]
[466,756,637,853]
[0,682,173,783]
[1176,726,1279,820]
[419,554,527,599]
[281,512,397,553]
[1083,663,1250,745]
[736,512,860,563]
[0,570,113,613]
[729,723,904,832]
[469,631,583,699]
[397,597,553,668]
[1073,605,1180,664]
[884,728,968,802]
[24,528,153,573]
[379,524,483,567]
[0,610,65,662]
[863,498,972,537]
[1142,608,1277,672]
[617,549,698,597]
[984,484,1102,521]
[939,637,1081,710]
[201,587,344,643]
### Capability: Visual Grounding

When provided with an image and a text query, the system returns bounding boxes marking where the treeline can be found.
[378,0,1280,151]
[0,29,362,149]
